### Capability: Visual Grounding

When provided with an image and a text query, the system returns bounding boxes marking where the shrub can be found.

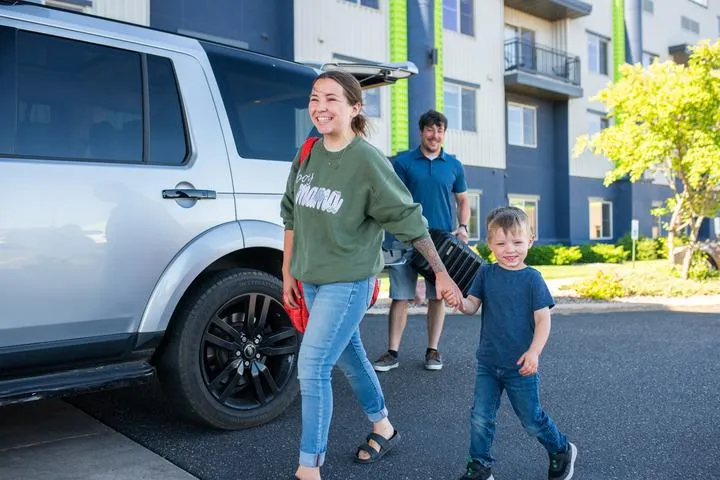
[552,246,583,265]
[573,271,625,299]
[616,233,660,260]
[636,238,660,260]
[688,251,720,281]
[472,243,495,263]
[526,245,555,265]
[579,243,628,264]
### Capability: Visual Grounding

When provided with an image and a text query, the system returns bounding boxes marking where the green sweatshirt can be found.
[281,136,428,284]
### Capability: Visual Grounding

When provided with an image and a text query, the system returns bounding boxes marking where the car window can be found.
[16,30,143,162]
[0,28,187,165]
[203,42,316,162]
[147,55,188,165]
[0,27,16,154]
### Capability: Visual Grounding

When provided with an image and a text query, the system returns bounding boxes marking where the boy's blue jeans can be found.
[469,362,568,467]
[298,276,387,468]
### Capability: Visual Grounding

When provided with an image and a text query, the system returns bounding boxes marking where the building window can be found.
[588,33,609,75]
[504,25,536,70]
[681,16,700,34]
[443,0,474,36]
[509,196,539,237]
[362,88,381,118]
[589,199,613,240]
[642,51,659,67]
[444,82,476,132]
[651,200,665,239]
[507,103,536,148]
[642,0,654,14]
[345,0,379,8]
[587,111,609,137]
[466,191,481,242]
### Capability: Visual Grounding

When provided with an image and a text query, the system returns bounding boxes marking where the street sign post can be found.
[631,219,639,267]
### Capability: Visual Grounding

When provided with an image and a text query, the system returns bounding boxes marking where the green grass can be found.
[533,259,667,280]
[377,259,720,298]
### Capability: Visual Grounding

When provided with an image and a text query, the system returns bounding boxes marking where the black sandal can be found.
[354,430,400,464]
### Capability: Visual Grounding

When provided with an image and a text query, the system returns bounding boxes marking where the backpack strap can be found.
[299,136,320,166]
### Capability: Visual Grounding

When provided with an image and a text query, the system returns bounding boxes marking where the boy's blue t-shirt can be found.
[468,263,555,369]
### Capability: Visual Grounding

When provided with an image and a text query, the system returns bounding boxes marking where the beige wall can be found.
[294,0,390,154]
[444,0,505,169]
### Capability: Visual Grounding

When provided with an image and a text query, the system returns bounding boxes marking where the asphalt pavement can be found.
[55,310,720,480]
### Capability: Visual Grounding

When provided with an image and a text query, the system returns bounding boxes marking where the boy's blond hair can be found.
[486,206,532,239]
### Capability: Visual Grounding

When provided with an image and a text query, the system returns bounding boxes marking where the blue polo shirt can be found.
[392,147,467,232]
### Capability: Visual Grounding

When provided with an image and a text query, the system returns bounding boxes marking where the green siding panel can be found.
[389,0,409,154]
[434,0,443,112]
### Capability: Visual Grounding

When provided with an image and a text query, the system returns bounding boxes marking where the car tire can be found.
[157,268,300,430]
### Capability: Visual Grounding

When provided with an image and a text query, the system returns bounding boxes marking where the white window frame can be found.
[507,102,537,148]
[588,33,609,76]
[681,16,700,34]
[651,200,665,239]
[466,190,482,242]
[508,195,539,238]
[443,0,474,36]
[344,0,380,9]
[642,51,658,67]
[587,111,609,137]
[443,82,477,132]
[588,198,613,240]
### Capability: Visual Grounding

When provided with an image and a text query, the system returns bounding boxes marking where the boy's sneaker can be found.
[424,349,443,370]
[548,442,577,480]
[373,351,399,372]
[459,460,493,480]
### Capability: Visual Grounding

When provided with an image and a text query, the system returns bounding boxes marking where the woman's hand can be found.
[283,273,301,308]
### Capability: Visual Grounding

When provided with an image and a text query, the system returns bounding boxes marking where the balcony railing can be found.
[504,39,581,86]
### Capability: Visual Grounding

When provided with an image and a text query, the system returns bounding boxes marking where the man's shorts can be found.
[387,261,437,301]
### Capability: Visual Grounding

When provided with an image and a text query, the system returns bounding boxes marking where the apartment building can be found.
[47,0,720,243]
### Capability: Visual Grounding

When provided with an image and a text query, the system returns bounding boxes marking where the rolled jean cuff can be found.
[367,407,388,423]
[299,451,325,468]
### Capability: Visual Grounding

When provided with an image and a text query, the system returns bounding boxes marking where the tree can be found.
[574,40,720,279]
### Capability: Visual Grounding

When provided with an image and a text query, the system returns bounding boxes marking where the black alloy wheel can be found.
[200,292,298,410]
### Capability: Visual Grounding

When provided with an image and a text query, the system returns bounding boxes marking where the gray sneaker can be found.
[373,351,399,372]
[424,350,443,370]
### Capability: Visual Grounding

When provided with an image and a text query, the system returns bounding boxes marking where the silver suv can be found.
[0,1,415,430]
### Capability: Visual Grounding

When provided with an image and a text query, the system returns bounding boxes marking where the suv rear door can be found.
[205,51,417,225]
[0,19,235,372]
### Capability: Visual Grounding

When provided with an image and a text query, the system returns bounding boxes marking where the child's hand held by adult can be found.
[434,271,462,309]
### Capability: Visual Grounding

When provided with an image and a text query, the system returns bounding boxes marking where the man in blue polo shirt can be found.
[374,110,470,372]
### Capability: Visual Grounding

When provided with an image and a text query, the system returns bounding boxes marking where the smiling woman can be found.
[280,70,463,480]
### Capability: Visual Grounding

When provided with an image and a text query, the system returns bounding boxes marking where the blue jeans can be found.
[469,362,568,467]
[298,276,387,468]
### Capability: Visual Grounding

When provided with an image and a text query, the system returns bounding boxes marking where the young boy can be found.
[457,207,577,480]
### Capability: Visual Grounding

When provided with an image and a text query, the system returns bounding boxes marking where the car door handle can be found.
[162,189,217,200]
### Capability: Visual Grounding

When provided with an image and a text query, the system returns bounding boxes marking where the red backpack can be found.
[284,137,380,333]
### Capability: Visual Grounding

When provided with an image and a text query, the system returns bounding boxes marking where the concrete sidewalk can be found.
[0,399,197,480]
[368,277,720,315]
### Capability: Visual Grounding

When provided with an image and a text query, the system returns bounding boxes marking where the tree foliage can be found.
[574,40,720,278]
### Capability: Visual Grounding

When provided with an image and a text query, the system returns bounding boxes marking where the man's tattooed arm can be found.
[411,236,447,274]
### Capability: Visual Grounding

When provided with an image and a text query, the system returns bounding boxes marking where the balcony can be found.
[504,0,592,21]
[504,39,583,100]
